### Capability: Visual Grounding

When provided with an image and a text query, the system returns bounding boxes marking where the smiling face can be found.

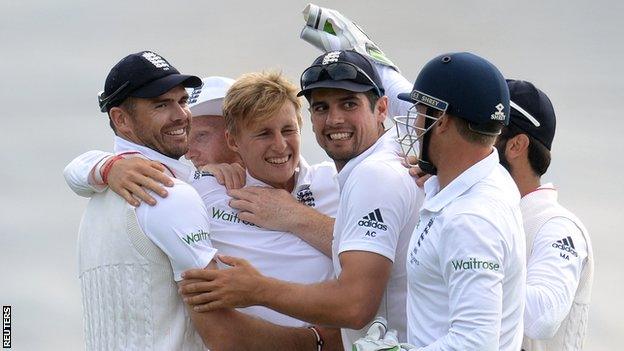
[185,115,241,167]
[226,101,300,191]
[115,85,192,159]
[309,88,387,170]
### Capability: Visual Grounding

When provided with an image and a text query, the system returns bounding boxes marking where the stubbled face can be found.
[124,85,191,159]
[185,116,241,167]
[411,103,447,169]
[227,101,300,191]
[309,89,385,170]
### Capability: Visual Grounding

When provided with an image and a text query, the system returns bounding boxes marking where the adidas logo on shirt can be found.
[358,209,388,231]
[552,236,578,257]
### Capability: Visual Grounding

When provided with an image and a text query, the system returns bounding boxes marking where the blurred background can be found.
[1,0,622,349]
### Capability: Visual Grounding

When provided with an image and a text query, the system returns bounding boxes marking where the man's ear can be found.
[109,106,131,134]
[506,133,530,160]
[433,114,451,134]
[374,95,388,124]
[225,130,239,153]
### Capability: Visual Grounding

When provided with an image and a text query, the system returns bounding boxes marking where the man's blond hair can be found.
[223,71,302,135]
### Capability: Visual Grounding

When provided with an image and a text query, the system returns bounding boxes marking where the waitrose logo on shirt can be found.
[212,207,257,227]
[451,258,500,271]
[181,230,210,245]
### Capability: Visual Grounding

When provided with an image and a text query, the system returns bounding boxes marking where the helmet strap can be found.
[418,106,438,175]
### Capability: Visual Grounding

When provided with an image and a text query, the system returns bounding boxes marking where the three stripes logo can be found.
[357,208,388,231]
[552,236,578,258]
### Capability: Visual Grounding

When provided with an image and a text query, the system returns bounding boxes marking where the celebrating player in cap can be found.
[395,52,526,350]
[64,74,245,206]
[75,51,218,350]
[181,48,423,349]
[496,80,594,351]
[66,51,341,350]
[297,5,595,350]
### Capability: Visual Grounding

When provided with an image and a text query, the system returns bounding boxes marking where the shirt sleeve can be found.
[192,174,223,208]
[337,163,409,262]
[374,63,414,119]
[423,214,506,350]
[136,180,217,281]
[63,150,112,197]
[524,217,588,339]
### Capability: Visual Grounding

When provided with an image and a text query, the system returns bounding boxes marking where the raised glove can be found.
[300,3,399,72]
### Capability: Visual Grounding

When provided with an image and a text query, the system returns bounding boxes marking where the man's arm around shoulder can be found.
[181,262,343,350]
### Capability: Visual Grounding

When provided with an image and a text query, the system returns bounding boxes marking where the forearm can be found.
[190,307,317,350]
[251,252,392,329]
[63,150,112,197]
[182,253,390,331]
[257,274,378,329]
[287,203,335,257]
[316,327,343,351]
[374,63,413,118]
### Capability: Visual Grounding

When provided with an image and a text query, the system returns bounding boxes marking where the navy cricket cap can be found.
[398,52,510,135]
[507,79,556,150]
[99,51,202,112]
[298,50,385,98]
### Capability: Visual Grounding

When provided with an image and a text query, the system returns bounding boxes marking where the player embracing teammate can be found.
[64,4,593,351]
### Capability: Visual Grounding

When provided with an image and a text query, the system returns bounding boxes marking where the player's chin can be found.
[162,144,189,160]
[326,147,356,162]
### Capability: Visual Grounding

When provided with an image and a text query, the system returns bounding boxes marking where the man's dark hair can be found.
[108,97,137,134]
[500,124,551,176]
[363,90,380,112]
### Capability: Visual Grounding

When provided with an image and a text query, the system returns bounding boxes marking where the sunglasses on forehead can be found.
[300,61,383,97]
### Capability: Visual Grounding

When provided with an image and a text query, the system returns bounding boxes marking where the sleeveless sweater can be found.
[78,189,206,350]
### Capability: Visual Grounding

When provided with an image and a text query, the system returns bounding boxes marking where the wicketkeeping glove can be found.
[300,3,399,72]
[351,317,416,351]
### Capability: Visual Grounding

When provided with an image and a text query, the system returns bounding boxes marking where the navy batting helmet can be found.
[398,52,510,135]
[394,52,510,175]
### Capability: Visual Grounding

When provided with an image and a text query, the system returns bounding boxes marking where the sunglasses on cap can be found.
[300,61,383,97]
[98,81,130,112]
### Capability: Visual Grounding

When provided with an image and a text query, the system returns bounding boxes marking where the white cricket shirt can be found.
[65,138,216,280]
[333,130,423,348]
[406,151,526,351]
[521,184,592,351]
[192,156,338,327]
[74,137,216,350]
[113,137,217,280]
